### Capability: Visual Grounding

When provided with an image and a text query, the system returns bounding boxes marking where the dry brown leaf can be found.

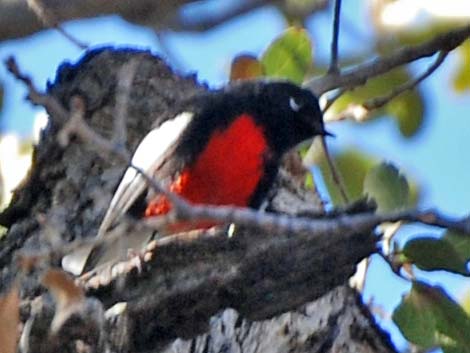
[0,284,20,353]
[42,269,85,332]
[229,54,264,81]
[17,253,41,274]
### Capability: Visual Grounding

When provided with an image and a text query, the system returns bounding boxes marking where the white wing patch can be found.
[97,112,193,237]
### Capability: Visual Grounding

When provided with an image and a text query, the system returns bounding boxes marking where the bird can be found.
[97,80,331,237]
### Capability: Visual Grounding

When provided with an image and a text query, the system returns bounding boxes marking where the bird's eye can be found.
[289,97,302,112]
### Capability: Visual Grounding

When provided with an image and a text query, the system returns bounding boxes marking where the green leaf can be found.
[443,230,470,266]
[363,162,409,212]
[319,149,376,206]
[261,27,312,84]
[403,237,469,275]
[453,40,470,92]
[387,89,424,137]
[461,291,470,315]
[393,281,470,352]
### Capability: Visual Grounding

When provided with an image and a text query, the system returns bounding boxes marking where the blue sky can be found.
[0,1,469,350]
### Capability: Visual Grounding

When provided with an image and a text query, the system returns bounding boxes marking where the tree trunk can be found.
[0,48,397,353]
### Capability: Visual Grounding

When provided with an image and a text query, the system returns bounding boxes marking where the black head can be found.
[224,81,330,154]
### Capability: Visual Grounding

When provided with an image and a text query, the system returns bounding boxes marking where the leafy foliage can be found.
[402,235,470,275]
[393,281,470,353]
[261,27,312,84]
[319,149,376,205]
[363,162,410,213]
[318,151,418,210]
[230,27,313,84]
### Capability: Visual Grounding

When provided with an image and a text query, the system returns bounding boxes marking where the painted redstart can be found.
[98,80,330,236]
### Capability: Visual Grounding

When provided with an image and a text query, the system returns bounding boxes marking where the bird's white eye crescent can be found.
[289,97,302,112]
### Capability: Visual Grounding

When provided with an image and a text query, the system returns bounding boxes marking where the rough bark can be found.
[0,48,396,353]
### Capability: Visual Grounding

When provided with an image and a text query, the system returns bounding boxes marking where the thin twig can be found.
[154,30,186,71]
[363,51,448,110]
[321,137,349,204]
[4,56,68,126]
[114,60,139,148]
[53,25,88,50]
[26,0,88,49]
[328,0,342,74]
[57,96,132,161]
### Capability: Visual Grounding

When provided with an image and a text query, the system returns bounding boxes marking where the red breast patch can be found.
[145,114,268,221]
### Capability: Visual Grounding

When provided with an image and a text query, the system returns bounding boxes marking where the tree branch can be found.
[168,0,279,32]
[363,50,448,110]
[328,0,342,74]
[307,24,470,95]
[4,56,68,126]
[0,0,280,42]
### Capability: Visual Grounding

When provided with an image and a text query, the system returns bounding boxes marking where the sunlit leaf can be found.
[403,237,469,275]
[393,281,470,352]
[319,149,376,205]
[453,40,470,92]
[363,162,410,212]
[304,171,315,190]
[230,54,264,81]
[462,291,470,315]
[261,27,312,84]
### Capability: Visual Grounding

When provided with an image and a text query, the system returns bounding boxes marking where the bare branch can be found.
[4,56,68,126]
[143,204,470,236]
[153,30,186,70]
[57,96,133,161]
[363,51,448,110]
[320,137,349,204]
[169,0,278,32]
[0,0,281,42]
[322,88,345,113]
[328,0,342,74]
[307,25,470,95]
